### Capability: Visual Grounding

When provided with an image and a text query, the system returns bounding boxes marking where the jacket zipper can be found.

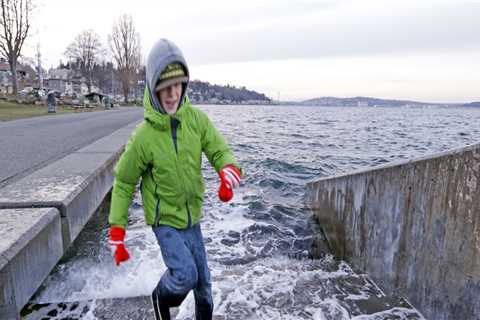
[170,117,192,228]
[151,167,161,227]
[155,196,161,227]
[186,201,192,228]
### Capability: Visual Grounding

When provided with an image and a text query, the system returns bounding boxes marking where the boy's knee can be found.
[173,264,198,295]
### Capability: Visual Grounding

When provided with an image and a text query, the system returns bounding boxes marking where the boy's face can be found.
[157,82,183,115]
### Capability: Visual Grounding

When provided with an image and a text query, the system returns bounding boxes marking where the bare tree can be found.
[109,14,141,103]
[0,0,33,95]
[65,29,104,93]
[91,61,114,94]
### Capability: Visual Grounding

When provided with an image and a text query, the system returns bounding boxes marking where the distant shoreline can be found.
[297,96,480,108]
[195,103,480,108]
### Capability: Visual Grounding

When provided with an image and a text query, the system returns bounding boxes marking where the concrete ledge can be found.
[0,121,140,248]
[0,208,62,318]
[75,124,138,154]
[306,142,480,320]
[310,142,480,184]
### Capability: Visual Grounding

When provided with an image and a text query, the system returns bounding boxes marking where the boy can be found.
[107,38,242,320]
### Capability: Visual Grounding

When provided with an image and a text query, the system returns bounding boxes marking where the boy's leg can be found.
[152,225,199,308]
[189,223,214,320]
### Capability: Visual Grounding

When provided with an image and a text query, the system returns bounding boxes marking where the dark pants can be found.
[152,223,213,319]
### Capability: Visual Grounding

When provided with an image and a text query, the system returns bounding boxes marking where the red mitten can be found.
[108,226,130,266]
[218,164,242,202]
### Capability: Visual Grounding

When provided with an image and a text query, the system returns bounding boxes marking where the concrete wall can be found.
[0,121,140,318]
[306,143,480,320]
[0,208,63,319]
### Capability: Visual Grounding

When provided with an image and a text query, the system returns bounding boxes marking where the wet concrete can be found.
[21,296,165,320]
[0,208,62,318]
[306,142,480,319]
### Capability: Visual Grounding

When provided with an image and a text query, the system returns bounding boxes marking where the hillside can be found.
[462,102,480,108]
[300,96,456,107]
[187,80,272,105]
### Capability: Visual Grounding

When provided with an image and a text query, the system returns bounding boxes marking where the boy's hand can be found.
[218,164,242,202]
[108,226,130,266]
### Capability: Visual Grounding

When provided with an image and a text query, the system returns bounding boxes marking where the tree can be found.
[109,14,141,103]
[92,61,115,94]
[0,0,33,95]
[65,30,104,93]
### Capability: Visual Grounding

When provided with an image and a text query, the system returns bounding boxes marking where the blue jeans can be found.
[152,223,213,318]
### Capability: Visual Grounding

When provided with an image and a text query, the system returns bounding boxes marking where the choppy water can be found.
[24,105,480,319]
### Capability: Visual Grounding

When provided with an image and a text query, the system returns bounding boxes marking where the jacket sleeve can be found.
[200,111,242,174]
[108,128,149,228]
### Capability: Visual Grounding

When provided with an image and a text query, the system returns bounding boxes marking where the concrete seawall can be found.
[306,143,480,319]
[0,208,62,317]
[0,120,140,318]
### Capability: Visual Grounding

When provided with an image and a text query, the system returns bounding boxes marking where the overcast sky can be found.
[24,0,480,102]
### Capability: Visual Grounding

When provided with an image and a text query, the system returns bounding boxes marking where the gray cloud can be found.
[177,2,480,65]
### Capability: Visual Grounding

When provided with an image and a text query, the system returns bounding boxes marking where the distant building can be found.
[48,68,69,80]
[71,79,89,95]
[45,78,72,94]
[44,67,93,96]
[84,91,106,104]
[0,59,29,94]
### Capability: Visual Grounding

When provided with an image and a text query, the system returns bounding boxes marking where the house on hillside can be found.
[45,78,72,94]
[44,67,95,96]
[0,59,29,94]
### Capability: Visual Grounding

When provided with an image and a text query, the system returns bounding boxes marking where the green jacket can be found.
[108,91,241,229]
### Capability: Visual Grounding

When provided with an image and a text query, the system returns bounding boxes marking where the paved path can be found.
[0,107,143,187]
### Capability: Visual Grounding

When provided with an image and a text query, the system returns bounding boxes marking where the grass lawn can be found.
[0,100,107,122]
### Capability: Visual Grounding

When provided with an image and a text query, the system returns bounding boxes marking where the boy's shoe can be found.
[151,288,171,320]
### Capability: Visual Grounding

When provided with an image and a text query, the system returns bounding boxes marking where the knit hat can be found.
[155,63,189,92]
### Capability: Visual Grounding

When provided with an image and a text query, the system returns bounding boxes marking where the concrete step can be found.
[21,296,167,320]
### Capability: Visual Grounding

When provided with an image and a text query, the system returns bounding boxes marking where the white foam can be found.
[206,203,256,233]
[170,256,385,320]
[351,307,426,320]
[34,225,164,303]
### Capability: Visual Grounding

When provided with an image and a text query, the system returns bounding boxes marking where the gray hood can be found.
[146,38,190,114]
